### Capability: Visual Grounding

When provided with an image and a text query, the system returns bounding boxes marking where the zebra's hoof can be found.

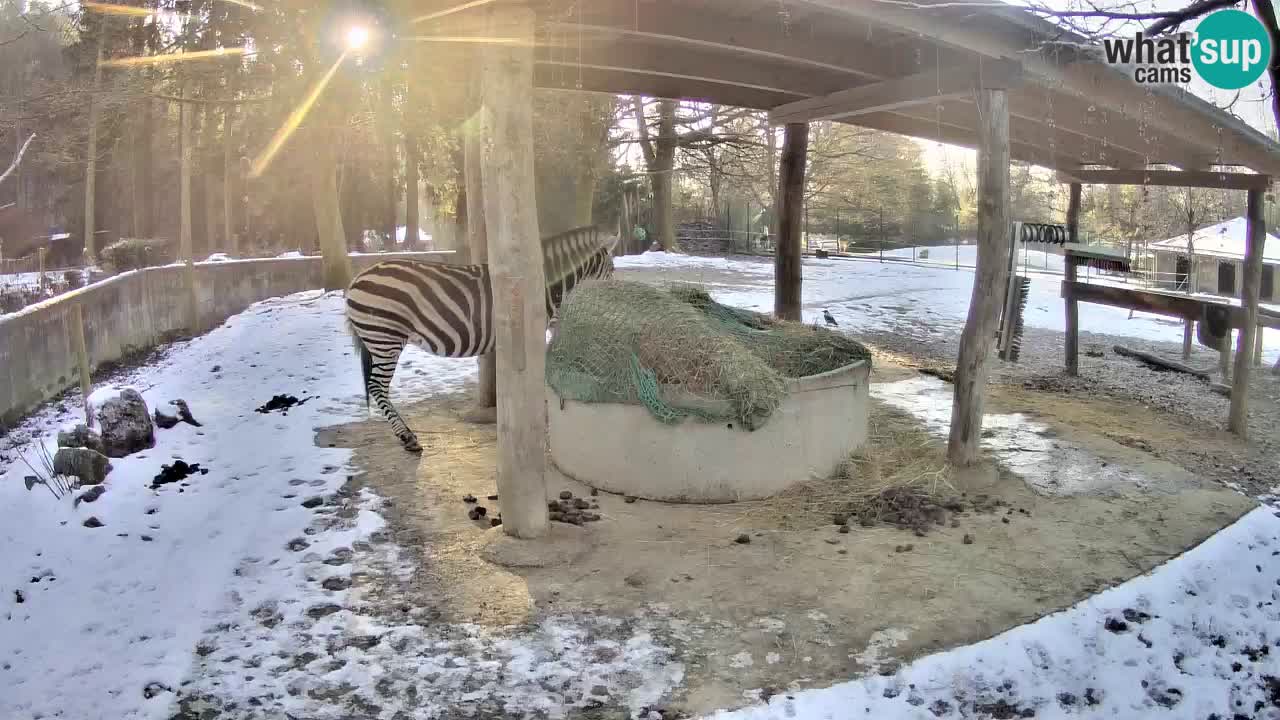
[402,437,423,453]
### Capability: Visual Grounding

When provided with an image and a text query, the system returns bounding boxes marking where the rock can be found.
[74,485,107,506]
[96,389,155,458]
[838,525,851,534]
[83,516,104,528]
[573,498,590,509]
[559,490,573,500]
[734,533,751,544]
[153,408,180,430]
[53,447,113,486]
[57,424,105,455]
[463,494,477,503]
[962,534,974,545]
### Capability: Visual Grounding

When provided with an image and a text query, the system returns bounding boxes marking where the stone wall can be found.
[0,252,455,427]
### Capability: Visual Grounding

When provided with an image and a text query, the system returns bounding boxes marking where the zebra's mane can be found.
[541,225,613,287]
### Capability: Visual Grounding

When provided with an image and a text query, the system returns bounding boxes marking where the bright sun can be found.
[345,26,370,50]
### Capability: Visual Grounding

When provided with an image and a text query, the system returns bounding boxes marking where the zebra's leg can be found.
[362,336,422,452]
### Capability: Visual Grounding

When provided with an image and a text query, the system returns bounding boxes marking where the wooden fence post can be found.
[37,247,46,294]
[947,86,1010,467]
[1064,182,1081,376]
[70,303,93,428]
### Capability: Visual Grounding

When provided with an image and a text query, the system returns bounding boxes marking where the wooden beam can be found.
[1055,168,1272,191]
[775,123,808,322]
[769,60,1021,124]
[1229,187,1266,437]
[1061,281,1280,330]
[948,87,1010,467]
[1064,182,1082,376]
[479,5,548,539]
[800,0,1280,175]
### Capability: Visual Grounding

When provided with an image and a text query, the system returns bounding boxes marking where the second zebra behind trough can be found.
[345,225,617,452]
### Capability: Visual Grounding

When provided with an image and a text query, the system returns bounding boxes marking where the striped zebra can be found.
[345,225,616,452]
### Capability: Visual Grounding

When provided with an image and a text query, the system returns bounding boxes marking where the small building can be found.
[1148,217,1280,303]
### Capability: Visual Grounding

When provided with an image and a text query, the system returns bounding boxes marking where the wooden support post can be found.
[70,303,93,428]
[464,60,497,415]
[1064,182,1081,376]
[774,122,808,322]
[1254,321,1264,367]
[479,5,548,539]
[37,247,46,294]
[1229,187,1267,436]
[1182,322,1193,360]
[948,88,1009,467]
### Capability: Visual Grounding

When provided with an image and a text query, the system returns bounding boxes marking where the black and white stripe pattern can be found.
[345,226,615,451]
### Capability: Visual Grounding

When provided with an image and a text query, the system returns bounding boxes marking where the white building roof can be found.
[1149,217,1280,264]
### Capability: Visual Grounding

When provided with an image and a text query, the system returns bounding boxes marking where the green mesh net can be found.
[546,280,872,430]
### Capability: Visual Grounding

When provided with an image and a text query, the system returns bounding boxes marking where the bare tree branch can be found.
[1146,0,1242,34]
[0,133,36,188]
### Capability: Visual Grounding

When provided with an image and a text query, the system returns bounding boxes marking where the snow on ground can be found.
[707,505,1280,720]
[875,376,1161,496]
[0,291,473,719]
[615,248,1280,366]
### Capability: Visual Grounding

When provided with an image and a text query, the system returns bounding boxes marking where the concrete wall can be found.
[0,252,455,428]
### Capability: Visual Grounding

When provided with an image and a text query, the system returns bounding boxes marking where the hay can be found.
[546,280,870,430]
[737,402,955,532]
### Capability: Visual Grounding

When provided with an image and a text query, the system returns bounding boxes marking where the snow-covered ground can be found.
[709,504,1280,720]
[2,251,1277,719]
[0,292,477,719]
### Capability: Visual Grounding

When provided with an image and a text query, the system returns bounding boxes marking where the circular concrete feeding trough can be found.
[547,359,871,503]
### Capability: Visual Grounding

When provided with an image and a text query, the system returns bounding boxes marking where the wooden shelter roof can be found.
[492,0,1280,177]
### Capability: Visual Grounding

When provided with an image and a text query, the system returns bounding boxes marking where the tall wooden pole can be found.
[464,58,497,413]
[774,122,808,322]
[479,6,548,539]
[948,88,1010,466]
[1064,182,1082,376]
[1229,186,1267,436]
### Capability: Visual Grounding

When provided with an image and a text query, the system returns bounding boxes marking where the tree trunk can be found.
[653,100,678,251]
[179,89,197,330]
[479,5,548,539]
[224,106,235,255]
[84,19,110,262]
[1229,188,1266,436]
[947,88,1010,467]
[766,117,778,239]
[403,94,420,251]
[465,69,497,411]
[382,75,398,248]
[310,135,352,290]
[202,106,219,255]
[774,123,808,322]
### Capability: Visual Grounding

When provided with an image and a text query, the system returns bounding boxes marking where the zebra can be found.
[345,225,616,452]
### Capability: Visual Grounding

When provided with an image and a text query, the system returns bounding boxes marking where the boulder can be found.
[96,389,155,457]
[53,447,113,486]
[57,424,106,455]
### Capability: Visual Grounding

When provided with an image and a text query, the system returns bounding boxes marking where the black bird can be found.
[823,310,838,327]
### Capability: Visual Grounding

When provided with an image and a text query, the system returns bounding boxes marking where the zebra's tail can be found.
[349,322,373,410]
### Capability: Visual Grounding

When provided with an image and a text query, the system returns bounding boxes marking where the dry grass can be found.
[737,402,954,531]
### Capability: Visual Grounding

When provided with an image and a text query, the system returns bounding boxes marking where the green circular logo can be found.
[1192,10,1272,90]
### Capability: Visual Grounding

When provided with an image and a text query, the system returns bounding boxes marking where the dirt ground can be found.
[322,366,1256,716]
